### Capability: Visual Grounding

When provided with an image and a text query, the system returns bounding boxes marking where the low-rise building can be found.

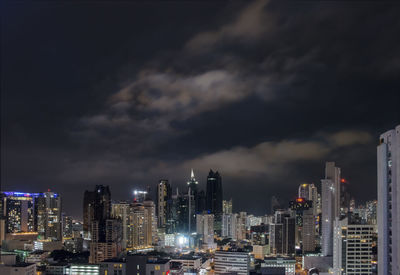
[214,250,250,275]
[65,264,100,275]
[46,263,69,275]
[171,255,201,273]
[253,245,269,260]
[261,257,295,275]
[100,258,126,275]
[0,263,37,275]
[146,258,170,275]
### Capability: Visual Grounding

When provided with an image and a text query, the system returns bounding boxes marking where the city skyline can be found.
[2,1,399,219]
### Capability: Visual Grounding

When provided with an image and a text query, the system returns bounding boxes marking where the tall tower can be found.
[298,183,311,199]
[87,185,122,264]
[325,162,341,219]
[187,169,198,192]
[206,170,222,214]
[206,170,223,233]
[321,161,341,256]
[34,192,62,240]
[2,192,35,234]
[156,180,172,230]
[378,125,400,275]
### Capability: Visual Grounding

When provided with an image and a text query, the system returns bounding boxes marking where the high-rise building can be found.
[325,162,341,219]
[129,199,156,249]
[299,184,311,200]
[83,190,96,239]
[282,216,295,255]
[223,199,233,214]
[156,180,172,230]
[321,162,341,256]
[34,192,62,240]
[321,179,334,257]
[85,186,122,263]
[83,185,111,240]
[270,196,281,214]
[206,170,223,232]
[143,198,157,245]
[377,125,400,275]
[333,217,374,275]
[111,201,130,249]
[62,214,73,238]
[269,223,283,255]
[289,198,314,252]
[196,190,206,215]
[196,213,215,248]
[214,250,250,275]
[270,210,295,256]
[89,219,122,264]
[302,209,315,252]
[1,192,35,234]
[186,171,197,233]
[340,178,351,218]
[298,183,319,217]
[170,188,194,234]
[236,212,247,240]
[365,200,377,225]
[222,213,237,239]
[187,169,198,193]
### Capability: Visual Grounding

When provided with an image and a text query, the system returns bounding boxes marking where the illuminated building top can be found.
[2,191,59,198]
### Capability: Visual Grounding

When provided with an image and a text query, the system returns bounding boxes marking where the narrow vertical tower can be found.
[321,161,341,256]
[378,125,400,275]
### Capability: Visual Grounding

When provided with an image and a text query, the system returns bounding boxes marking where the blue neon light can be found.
[2,191,59,198]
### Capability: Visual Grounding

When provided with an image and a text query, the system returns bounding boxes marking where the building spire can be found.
[191,168,195,179]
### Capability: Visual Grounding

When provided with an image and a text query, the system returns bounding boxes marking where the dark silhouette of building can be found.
[83,190,95,238]
[340,178,351,218]
[206,170,223,214]
[206,170,223,234]
[196,190,206,214]
[156,180,172,231]
[83,185,111,239]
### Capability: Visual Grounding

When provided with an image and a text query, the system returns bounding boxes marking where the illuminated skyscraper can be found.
[321,162,341,257]
[340,178,351,218]
[89,218,122,263]
[222,213,237,239]
[223,199,233,214]
[333,217,374,275]
[1,192,35,234]
[187,170,198,232]
[187,169,198,193]
[157,180,172,232]
[378,125,400,275]
[62,214,73,238]
[129,199,156,249]
[289,198,314,252]
[83,190,96,239]
[111,201,130,249]
[196,213,215,249]
[236,212,247,241]
[325,162,341,219]
[34,192,62,240]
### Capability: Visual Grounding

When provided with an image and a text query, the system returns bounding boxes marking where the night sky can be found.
[1,1,399,218]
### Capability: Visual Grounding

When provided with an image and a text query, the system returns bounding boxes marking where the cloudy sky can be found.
[2,1,399,218]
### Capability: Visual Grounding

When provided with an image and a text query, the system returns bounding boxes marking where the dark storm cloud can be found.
[2,1,400,217]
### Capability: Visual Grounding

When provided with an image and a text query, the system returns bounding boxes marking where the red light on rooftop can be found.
[341,178,346,183]
[296,198,304,203]
[48,189,51,192]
